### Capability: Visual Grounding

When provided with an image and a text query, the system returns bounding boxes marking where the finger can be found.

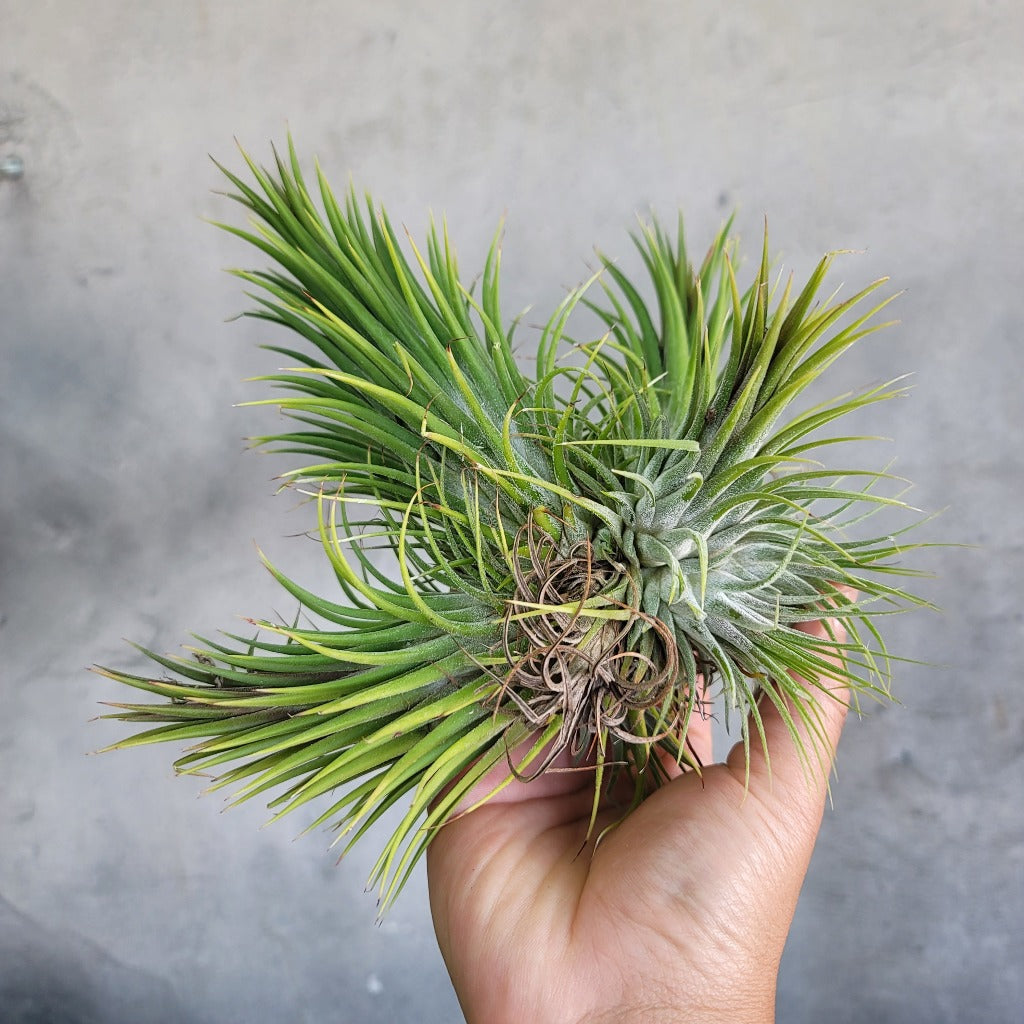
[447,735,598,814]
[727,587,856,804]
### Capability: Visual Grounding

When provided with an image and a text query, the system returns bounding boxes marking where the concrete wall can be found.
[2,2,1020,1021]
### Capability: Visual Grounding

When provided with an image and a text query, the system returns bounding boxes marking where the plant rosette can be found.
[95,140,934,909]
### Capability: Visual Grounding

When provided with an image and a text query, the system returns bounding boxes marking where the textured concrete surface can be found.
[1,2,1021,1021]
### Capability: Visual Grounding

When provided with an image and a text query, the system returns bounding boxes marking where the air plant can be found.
[95,140,932,908]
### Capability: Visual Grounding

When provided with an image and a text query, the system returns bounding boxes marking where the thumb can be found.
[727,588,856,822]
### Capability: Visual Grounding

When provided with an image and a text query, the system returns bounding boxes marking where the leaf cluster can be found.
[95,140,935,907]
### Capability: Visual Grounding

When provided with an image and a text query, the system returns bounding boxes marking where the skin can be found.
[427,596,854,1024]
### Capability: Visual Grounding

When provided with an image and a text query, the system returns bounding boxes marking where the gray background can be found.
[1,2,1021,1022]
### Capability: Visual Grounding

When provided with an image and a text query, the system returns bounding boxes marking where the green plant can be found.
[95,141,933,909]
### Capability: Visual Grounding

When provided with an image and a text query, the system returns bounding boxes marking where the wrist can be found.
[581,999,774,1024]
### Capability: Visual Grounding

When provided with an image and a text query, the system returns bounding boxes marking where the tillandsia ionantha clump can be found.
[95,140,933,908]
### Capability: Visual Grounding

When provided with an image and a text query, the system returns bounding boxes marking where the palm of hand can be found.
[428,616,849,1024]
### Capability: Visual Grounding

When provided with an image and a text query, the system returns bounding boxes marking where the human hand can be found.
[427,601,854,1024]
